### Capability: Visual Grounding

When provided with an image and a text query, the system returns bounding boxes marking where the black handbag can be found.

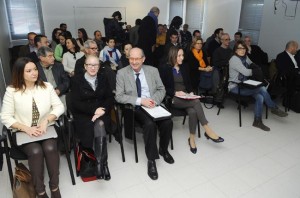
[76,144,97,182]
[199,70,213,90]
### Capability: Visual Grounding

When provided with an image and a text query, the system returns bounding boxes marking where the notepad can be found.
[141,106,171,121]
[243,79,262,86]
[175,94,201,100]
[16,126,58,146]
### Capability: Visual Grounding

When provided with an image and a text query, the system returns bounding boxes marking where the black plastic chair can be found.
[2,116,76,190]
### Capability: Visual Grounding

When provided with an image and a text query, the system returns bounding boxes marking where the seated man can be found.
[27,35,49,63]
[36,46,70,109]
[244,36,269,79]
[115,47,174,180]
[276,40,300,92]
[18,32,37,57]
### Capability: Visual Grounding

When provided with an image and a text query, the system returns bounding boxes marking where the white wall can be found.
[41,0,169,39]
[202,0,242,40]
[259,0,300,60]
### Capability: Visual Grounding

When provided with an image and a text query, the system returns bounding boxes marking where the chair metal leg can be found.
[197,120,201,138]
[238,87,242,127]
[265,105,268,119]
[115,106,125,162]
[133,127,138,163]
[170,133,174,150]
[3,138,14,189]
[182,115,186,125]
[217,107,221,115]
[59,123,76,185]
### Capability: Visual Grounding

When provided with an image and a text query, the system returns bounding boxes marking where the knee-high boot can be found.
[102,140,111,181]
[94,136,105,179]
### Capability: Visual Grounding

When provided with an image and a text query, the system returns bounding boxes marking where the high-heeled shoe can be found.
[188,138,197,154]
[204,132,224,143]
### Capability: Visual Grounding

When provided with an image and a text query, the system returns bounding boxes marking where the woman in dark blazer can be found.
[186,37,213,93]
[71,55,113,180]
[159,46,224,154]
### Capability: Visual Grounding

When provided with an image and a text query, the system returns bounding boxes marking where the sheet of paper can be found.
[175,94,201,100]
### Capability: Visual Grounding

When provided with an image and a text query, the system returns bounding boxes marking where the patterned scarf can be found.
[192,49,206,68]
[238,56,249,81]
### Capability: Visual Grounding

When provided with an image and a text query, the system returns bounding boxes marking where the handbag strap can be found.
[15,163,32,182]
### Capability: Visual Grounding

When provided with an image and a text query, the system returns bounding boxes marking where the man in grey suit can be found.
[115,47,174,180]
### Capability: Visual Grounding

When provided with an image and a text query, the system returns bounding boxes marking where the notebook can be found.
[15,125,58,146]
[141,106,171,121]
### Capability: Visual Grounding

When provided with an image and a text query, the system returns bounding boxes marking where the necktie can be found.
[136,73,141,97]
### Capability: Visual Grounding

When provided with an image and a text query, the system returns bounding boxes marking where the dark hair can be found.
[169,29,178,37]
[60,23,66,28]
[51,28,61,44]
[192,30,201,37]
[66,38,81,53]
[169,16,183,29]
[27,32,37,39]
[235,31,242,38]
[11,57,45,91]
[214,28,223,36]
[135,18,142,25]
[34,34,47,46]
[37,46,53,58]
[77,28,88,46]
[122,41,133,52]
[112,11,122,20]
[94,30,101,36]
[233,40,248,56]
[167,46,183,66]
[105,37,115,43]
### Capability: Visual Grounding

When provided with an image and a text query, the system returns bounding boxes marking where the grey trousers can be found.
[172,97,208,134]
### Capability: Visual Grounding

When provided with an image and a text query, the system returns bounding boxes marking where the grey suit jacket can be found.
[115,65,166,106]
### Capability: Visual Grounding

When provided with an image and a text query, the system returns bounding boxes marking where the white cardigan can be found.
[1,82,64,129]
[62,51,84,74]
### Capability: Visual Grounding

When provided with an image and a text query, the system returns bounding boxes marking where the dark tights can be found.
[22,138,59,194]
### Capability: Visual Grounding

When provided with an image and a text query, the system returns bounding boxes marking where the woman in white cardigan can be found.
[1,57,64,198]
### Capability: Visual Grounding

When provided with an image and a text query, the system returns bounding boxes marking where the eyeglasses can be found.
[223,39,231,41]
[90,47,98,51]
[196,42,203,45]
[237,47,246,50]
[85,63,99,68]
[129,57,143,62]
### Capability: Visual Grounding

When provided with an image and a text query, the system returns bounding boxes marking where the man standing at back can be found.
[27,34,49,63]
[18,32,37,57]
[138,7,160,66]
[115,47,174,180]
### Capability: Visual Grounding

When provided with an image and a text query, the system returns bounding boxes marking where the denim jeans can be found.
[230,86,276,118]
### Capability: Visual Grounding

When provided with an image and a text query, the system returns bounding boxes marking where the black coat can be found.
[36,62,70,96]
[186,50,209,91]
[159,63,192,98]
[71,73,113,148]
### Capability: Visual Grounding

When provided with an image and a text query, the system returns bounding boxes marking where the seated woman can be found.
[76,28,89,51]
[1,57,64,198]
[228,40,288,131]
[186,37,213,94]
[99,37,122,71]
[118,41,132,69]
[71,55,113,180]
[54,32,68,62]
[62,38,84,77]
[159,46,224,154]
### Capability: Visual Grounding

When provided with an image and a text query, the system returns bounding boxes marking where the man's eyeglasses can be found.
[85,63,99,68]
[223,39,231,41]
[129,57,143,62]
[90,47,98,51]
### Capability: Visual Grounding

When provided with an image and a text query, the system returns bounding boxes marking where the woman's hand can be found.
[24,126,43,137]
[175,91,186,96]
[92,107,105,122]
[37,119,48,134]
[205,66,213,72]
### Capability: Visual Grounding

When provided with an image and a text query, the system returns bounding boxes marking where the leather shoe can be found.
[147,160,158,180]
[204,132,224,143]
[159,148,174,164]
[188,138,197,154]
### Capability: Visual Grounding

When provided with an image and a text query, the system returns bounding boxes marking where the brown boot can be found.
[253,118,270,131]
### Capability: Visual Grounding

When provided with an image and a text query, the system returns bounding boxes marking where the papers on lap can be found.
[16,125,57,145]
[175,94,201,100]
[141,106,171,121]
[243,79,262,87]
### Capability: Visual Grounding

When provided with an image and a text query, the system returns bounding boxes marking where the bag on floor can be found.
[76,144,97,182]
[13,163,36,198]
[283,91,300,113]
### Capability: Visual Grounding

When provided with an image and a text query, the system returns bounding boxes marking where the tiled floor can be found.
[1,99,300,198]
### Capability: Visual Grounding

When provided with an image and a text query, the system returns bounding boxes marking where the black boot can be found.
[94,136,105,179]
[102,138,111,180]
[252,117,270,131]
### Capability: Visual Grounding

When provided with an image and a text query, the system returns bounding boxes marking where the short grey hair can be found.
[37,46,53,58]
[150,6,160,14]
[84,39,97,49]
[286,40,298,50]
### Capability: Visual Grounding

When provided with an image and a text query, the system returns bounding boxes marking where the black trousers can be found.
[124,108,173,160]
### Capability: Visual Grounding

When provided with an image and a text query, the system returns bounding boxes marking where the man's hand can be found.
[141,98,155,108]
[55,89,60,96]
